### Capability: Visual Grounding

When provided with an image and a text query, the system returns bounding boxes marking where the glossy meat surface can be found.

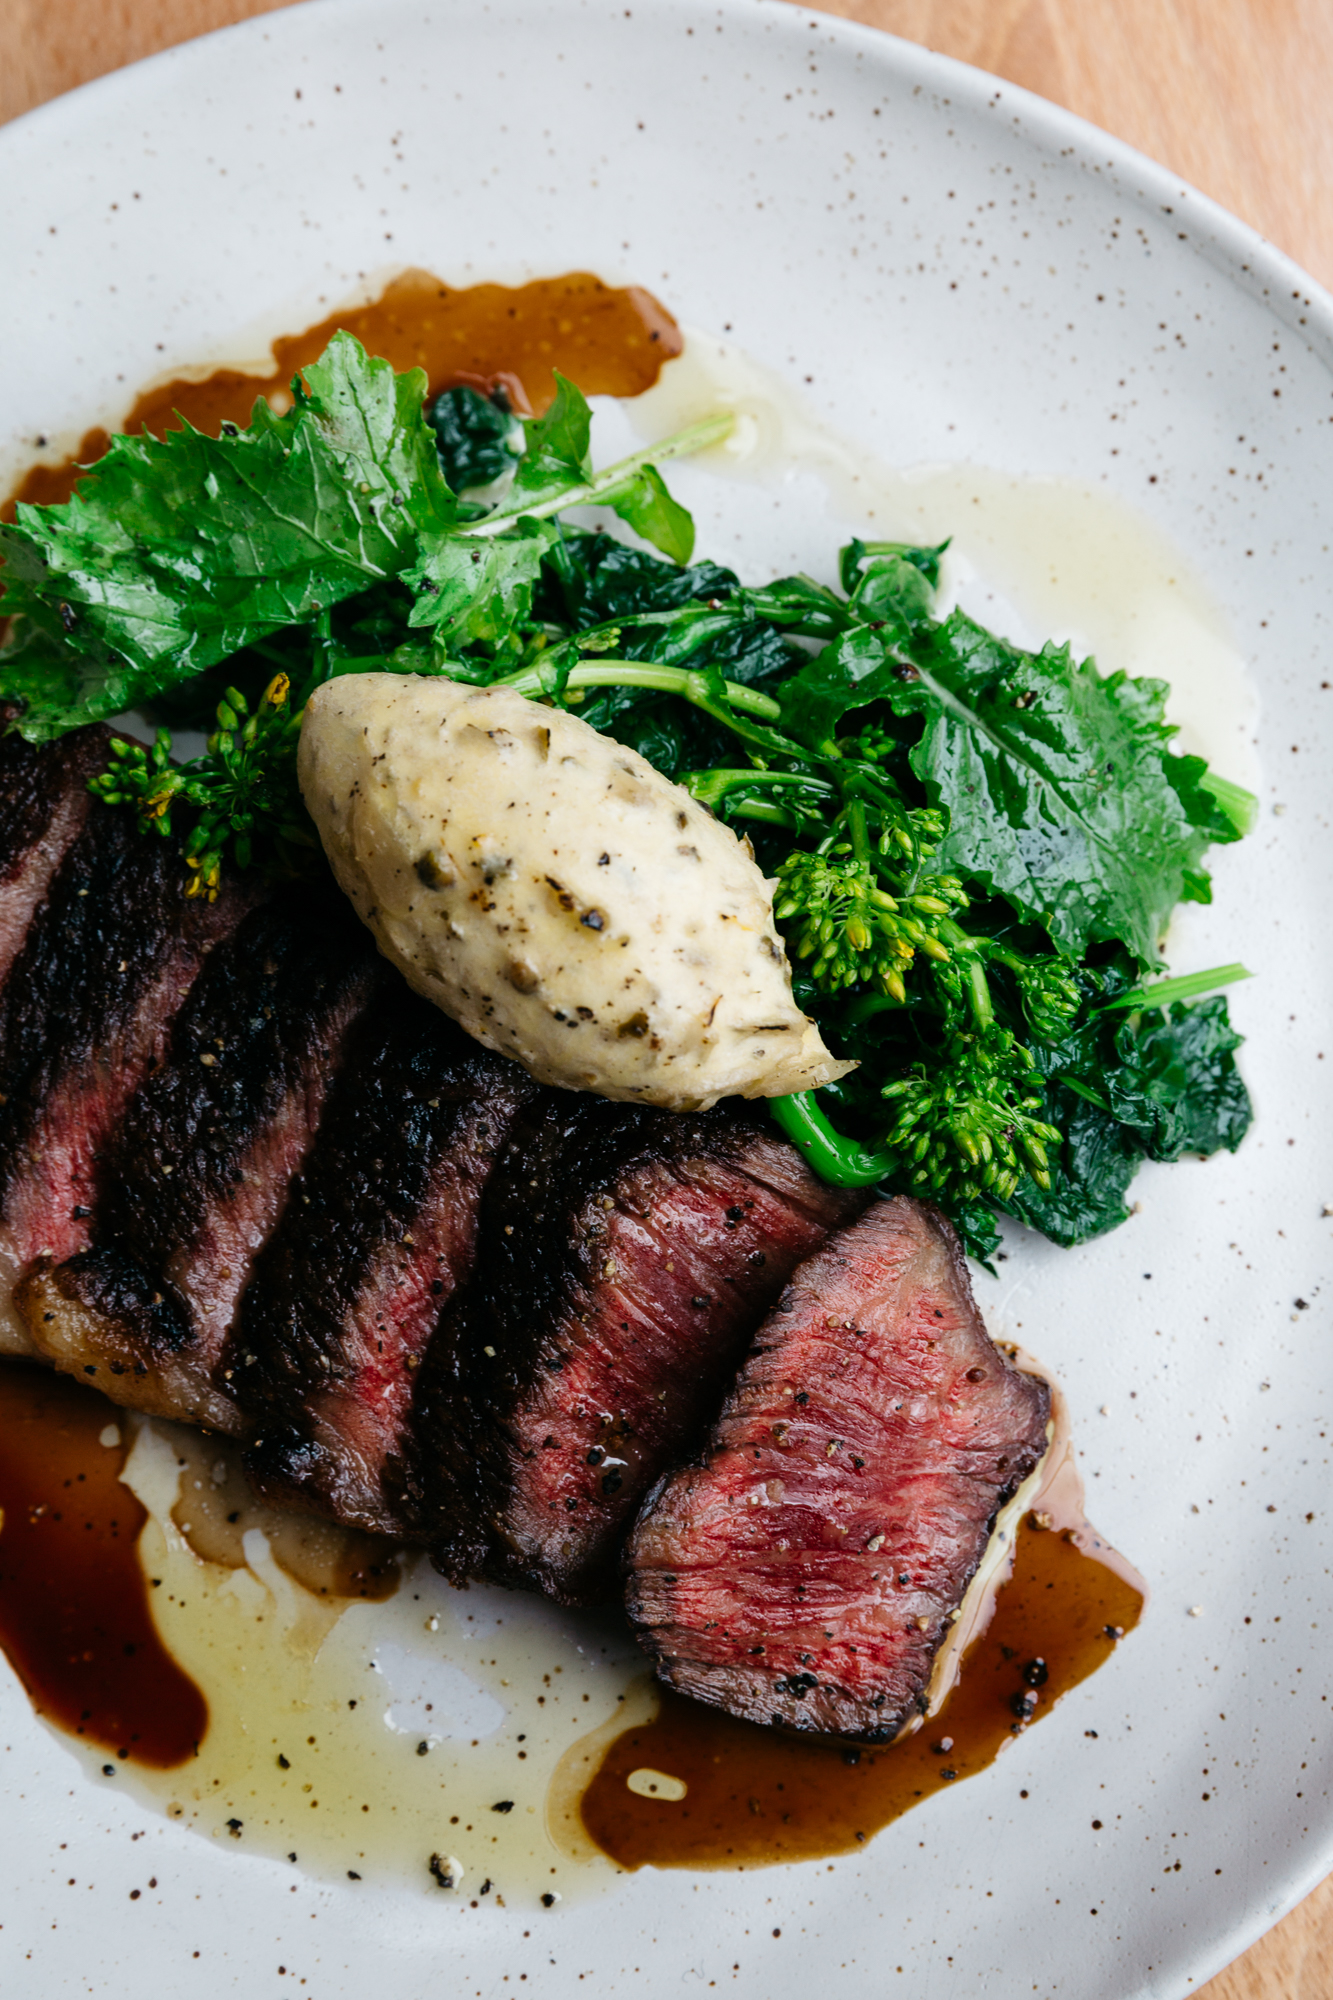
[0,718,106,994]
[22,892,379,1428]
[626,1197,1051,1740]
[240,992,535,1534]
[409,1096,866,1604]
[0,720,110,1350]
[1,803,248,1354]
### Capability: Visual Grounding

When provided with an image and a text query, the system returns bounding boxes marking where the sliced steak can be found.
[0,717,110,1352]
[239,995,536,1535]
[0,803,249,1354]
[20,892,380,1429]
[0,718,107,989]
[405,1097,866,1606]
[625,1197,1051,1742]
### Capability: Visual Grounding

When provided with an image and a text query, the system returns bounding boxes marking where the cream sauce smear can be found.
[618,331,1260,791]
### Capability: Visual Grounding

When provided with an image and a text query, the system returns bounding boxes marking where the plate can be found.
[1,2,1330,1993]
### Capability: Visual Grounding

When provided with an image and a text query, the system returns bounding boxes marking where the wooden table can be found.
[1,2,1328,1991]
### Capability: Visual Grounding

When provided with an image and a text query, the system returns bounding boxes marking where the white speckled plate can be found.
[1,2,1330,1994]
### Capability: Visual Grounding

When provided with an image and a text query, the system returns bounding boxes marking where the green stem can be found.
[932,913,995,1026]
[937,915,976,952]
[1054,1075,1114,1113]
[722,800,805,830]
[1101,962,1253,1011]
[495,657,780,720]
[841,991,906,1026]
[846,798,872,869]
[459,413,735,537]
[685,767,836,808]
[1198,770,1259,838]
[768,1092,898,1186]
[967,957,994,1030]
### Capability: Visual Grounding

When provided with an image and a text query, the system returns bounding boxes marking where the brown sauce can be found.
[0,1360,207,1768]
[579,1501,1144,1870]
[3,269,682,519]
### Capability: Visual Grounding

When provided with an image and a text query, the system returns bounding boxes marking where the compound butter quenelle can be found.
[298,673,850,1110]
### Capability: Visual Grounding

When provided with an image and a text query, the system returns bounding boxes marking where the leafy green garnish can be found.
[0,334,1255,1261]
[1003,983,1251,1245]
[428,384,522,492]
[1102,997,1252,1162]
[406,523,553,653]
[0,347,723,737]
[0,336,456,736]
[88,673,311,900]
[888,617,1228,970]
[1001,1084,1143,1247]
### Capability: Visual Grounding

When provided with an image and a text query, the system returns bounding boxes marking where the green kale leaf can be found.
[1002,988,1251,1244]
[1002,1081,1143,1245]
[839,536,949,595]
[887,613,1230,970]
[538,529,740,627]
[777,625,900,751]
[843,549,937,632]
[507,373,593,509]
[772,554,937,749]
[503,377,698,563]
[406,521,554,651]
[0,333,456,738]
[1103,996,1251,1160]
[601,463,696,565]
[428,385,522,492]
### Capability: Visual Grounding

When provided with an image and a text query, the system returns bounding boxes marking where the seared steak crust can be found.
[21,892,380,1428]
[625,1197,1051,1742]
[0,803,247,1351]
[407,1097,866,1606]
[0,719,107,991]
[240,994,535,1535]
[0,740,1053,1701]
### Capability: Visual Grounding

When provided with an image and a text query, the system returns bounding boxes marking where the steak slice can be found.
[19,892,380,1430]
[0,803,249,1354]
[0,718,107,990]
[625,1197,1051,1742]
[405,1097,866,1606]
[239,994,536,1535]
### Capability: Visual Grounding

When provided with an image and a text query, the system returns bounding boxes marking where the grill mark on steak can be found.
[407,1097,866,1607]
[0,804,249,1355]
[0,718,107,996]
[625,1197,1051,1742]
[240,994,536,1535]
[0,718,110,1351]
[20,892,381,1430]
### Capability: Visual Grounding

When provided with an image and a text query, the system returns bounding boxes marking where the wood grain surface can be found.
[1,1,1328,1992]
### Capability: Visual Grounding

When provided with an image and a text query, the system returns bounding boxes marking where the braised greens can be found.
[0,335,1254,1261]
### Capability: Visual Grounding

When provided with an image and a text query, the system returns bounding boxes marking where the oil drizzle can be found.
[165,1419,400,1603]
[577,1472,1144,1870]
[3,270,682,518]
[0,1360,206,1768]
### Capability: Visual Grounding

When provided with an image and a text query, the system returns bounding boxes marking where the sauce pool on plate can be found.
[0,1360,206,1767]
[0,1348,1142,1892]
[576,1468,1143,1871]
[2,269,681,518]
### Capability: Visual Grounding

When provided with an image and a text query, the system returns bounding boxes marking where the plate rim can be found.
[2,1,1330,1993]
[6,0,1332,351]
